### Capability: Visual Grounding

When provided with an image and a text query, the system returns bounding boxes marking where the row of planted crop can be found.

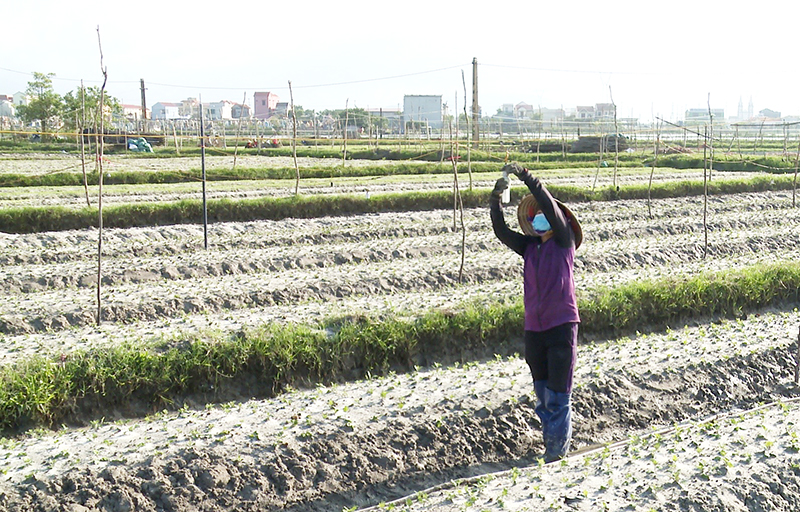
[0,260,799,432]
[0,172,797,233]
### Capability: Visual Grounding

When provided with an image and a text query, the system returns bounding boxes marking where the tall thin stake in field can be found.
[289,81,300,195]
[707,94,714,183]
[793,135,800,208]
[461,70,473,191]
[342,99,349,169]
[703,125,709,258]
[648,120,661,219]
[610,86,619,188]
[200,101,208,250]
[95,27,108,325]
[79,79,90,207]
[232,91,246,172]
[448,92,466,282]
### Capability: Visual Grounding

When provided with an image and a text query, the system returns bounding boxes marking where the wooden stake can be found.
[648,121,661,219]
[95,27,108,325]
[79,80,90,207]
[609,86,619,188]
[342,99,349,169]
[793,135,800,209]
[289,81,299,195]
[200,101,208,250]
[233,91,246,172]
[461,70,473,191]
[707,93,714,182]
[703,125,709,258]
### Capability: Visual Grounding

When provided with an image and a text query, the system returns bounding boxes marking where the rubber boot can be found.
[533,380,551,430]
[542,388,572,463]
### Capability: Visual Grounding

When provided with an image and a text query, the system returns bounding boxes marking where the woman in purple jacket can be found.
[489,163,583,463]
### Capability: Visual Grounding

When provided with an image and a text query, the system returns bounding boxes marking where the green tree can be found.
[62,85,122,133]
[16,72,63,140]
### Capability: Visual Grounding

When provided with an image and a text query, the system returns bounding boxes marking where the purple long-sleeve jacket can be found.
[490,173,580,332]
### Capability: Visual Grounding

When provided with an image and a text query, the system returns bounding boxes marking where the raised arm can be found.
[503,163,574,248]
[489,177,528,256]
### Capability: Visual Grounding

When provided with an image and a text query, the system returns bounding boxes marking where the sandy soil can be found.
[0,310,797,511]
[0,157,799,511]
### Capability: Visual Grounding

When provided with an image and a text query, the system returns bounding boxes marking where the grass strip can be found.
[0,159,642,188]
[1,262,798,432]
[0,174,798,234]
[2,152,796,189]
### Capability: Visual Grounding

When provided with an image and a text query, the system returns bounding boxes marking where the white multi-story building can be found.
[0,95,15,117]
[151,102,183,120]
[13,92,29,106]
[206,100,235,120]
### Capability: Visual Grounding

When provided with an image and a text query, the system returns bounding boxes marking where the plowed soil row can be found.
[0,158,799,511]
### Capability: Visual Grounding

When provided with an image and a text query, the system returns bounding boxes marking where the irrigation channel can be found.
[0,152,799,511]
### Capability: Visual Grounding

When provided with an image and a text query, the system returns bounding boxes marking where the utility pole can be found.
[140,79,147,134]
[471,57,479,148]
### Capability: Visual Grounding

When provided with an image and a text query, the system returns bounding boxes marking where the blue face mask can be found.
[532,213,551,234]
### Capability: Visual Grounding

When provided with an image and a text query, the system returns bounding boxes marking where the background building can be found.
[254,92,280,120]
[403,95,443,132]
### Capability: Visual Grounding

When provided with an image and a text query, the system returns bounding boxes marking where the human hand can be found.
[491,177,508,199]
[501,163,527,180]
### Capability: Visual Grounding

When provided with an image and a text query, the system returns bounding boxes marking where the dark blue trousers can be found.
[524,322,578,394]
[524,322,578,461]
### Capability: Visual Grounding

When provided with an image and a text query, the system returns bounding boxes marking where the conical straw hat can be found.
[517,194,583,249]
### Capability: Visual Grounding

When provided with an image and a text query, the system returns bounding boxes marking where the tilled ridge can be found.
[1,337,797,512]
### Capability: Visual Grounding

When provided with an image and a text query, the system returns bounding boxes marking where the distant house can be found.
[685,108,725,125]
[254,92,279,119]
[232,103,251,119]
[180,98,200,119]
[122,104,149,121]
[206,100,236,120]
[595,103,615,119]
[13,92,28,106]
[151,102,183,120]
[576,106,595,119]
[515,102,534,119]
[0,97,14,117]
[274,102,290,116]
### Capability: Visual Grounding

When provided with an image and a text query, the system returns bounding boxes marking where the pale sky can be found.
[3,0,799,123]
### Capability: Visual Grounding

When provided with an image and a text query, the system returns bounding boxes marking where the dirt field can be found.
[0,154,799,511]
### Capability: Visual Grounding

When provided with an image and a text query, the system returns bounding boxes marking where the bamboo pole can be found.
[232,91,246,172]
[648,120,661,219]
[342,99,349,169]
[172,123,179,155]
[707,93,714,182]
[448,94,466,282]
[200,101,208,250]
[452,94,458,231]
[289,81,300,195]
[79,80,90,207]
[461,70,473,191]
[793,135,800,209]
[703,125,709,258]
[95,27,108,325]
[610,86,619,188]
